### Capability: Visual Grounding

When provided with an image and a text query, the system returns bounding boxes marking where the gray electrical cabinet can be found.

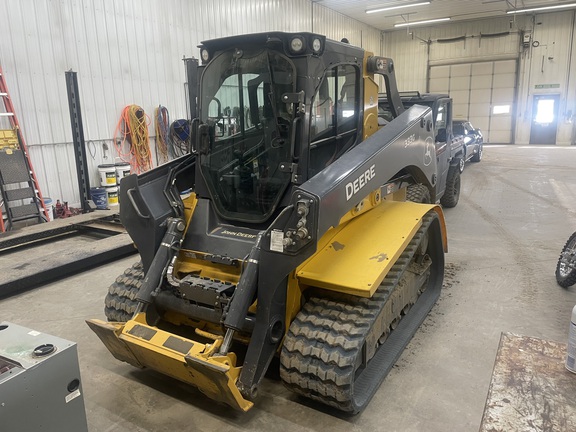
[0,321,88,432]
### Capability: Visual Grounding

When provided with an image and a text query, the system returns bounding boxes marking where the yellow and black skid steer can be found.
[87,32,448,414]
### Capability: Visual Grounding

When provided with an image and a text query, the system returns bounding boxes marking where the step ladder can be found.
[0,65,47,232]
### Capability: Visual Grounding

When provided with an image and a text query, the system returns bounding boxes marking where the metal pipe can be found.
[153,290,256,332]
[219,329,235,355]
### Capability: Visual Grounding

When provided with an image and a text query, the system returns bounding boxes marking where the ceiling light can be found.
[366,1,430,14]
[507,2,576,14]
[394,17,450,27]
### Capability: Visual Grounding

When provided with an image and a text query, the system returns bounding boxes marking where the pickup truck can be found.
[379,92,465,208]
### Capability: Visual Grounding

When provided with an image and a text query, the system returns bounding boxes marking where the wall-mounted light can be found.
[507,2,576,14]
[394,17,451,27]
[366,1,430,14]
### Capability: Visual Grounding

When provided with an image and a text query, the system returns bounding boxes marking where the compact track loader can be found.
[87,32,448,413]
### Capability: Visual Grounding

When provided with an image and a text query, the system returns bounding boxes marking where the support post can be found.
[65,71,93,213]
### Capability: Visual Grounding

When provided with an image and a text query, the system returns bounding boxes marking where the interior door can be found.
[529,94,559,145]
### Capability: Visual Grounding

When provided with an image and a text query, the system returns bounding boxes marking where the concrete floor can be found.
[2,145,576,431]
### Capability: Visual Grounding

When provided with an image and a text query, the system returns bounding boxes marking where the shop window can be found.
[493,105,511,115]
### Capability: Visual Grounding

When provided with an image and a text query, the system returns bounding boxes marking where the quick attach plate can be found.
[178,275,236,311]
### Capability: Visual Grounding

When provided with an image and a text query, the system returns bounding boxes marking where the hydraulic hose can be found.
[134,218,186,309]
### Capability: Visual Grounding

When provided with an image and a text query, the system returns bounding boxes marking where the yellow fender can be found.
[296,200,447,297]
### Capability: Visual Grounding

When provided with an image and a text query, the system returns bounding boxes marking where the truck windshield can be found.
[199,49,296,222]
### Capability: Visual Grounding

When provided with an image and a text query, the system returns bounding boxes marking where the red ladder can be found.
[0,65,48,232]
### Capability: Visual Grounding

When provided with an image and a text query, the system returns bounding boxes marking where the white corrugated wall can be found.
[0,0,381,206]
[383,16,522,91]
[383,12,576,145]
[312,3,381,55]
[515,12,576,145]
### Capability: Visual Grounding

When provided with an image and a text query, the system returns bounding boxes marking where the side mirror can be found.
[435,128,447,143]
[198,123,214,155]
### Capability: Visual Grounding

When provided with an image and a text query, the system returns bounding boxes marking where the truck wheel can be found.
[471,144,482,162]
[556,232,576,288]
[406,184,431,203]
[104,261,144,322]
[458,157,465,173]
[440,167,460,208]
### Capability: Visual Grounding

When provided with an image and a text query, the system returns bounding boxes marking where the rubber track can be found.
[104,261,144,322]
[280,212,441,413]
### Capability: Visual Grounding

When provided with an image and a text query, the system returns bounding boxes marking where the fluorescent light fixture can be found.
[366,1,430,14]
[394,17,450,27]
[507,2,576,14]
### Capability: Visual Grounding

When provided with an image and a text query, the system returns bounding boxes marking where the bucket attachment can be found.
[86,313,254,411]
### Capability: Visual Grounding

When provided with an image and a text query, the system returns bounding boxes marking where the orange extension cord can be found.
[114,105,153,173]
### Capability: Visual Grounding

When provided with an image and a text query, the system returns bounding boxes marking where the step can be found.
[5,187,35,201]
[9,203,40,220]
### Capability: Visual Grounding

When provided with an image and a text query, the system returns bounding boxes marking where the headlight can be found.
[200,48,210,63]
[311,37,322,53]
[289,36,305,54]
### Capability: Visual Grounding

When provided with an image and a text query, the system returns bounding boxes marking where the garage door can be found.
[429,59,517,143]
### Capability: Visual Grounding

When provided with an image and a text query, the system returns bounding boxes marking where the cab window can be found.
[309,64,359,176]
[435,100,449,143]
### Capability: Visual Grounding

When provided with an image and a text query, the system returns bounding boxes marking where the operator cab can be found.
[193,32,365,224]
[197,46,295,222]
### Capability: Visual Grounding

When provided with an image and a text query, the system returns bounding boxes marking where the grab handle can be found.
[127,188,150,219]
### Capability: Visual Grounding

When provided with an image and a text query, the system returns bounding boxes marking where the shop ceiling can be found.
[316,0,570,30]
